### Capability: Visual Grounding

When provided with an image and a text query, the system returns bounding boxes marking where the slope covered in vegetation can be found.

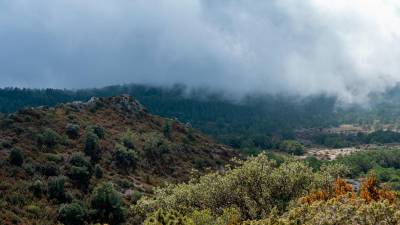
[138,154,400,225]
[0,95,237,225]
[4,84,400,153]
[0,84,339,149]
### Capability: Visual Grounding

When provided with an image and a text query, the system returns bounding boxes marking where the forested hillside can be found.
[3,84,400,151]
[0,95,236,224]
[0,85,338,148]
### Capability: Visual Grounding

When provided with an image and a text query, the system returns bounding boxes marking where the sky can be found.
[1,0,400,103]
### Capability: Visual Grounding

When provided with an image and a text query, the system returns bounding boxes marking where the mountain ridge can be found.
[0,95,237,225]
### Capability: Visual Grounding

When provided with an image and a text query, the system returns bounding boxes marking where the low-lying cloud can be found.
[1,0,400,103]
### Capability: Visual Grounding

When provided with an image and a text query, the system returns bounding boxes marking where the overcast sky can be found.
[1,0,400,103]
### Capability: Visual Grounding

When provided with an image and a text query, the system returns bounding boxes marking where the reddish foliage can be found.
[360,175,396,204]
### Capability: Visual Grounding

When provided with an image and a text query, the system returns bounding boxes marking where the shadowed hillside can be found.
[0,95,237,225]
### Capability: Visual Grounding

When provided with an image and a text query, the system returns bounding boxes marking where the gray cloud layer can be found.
[1,0,400,103]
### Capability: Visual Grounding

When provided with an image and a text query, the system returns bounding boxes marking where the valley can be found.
[2,87,400,224]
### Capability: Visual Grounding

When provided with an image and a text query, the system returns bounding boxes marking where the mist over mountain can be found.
[2,0,400,103]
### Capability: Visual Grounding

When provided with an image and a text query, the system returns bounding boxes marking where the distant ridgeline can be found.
[2,84,400,149]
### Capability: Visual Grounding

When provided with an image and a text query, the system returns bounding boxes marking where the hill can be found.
[3,84,400,153]
[0,95,237,225]
[0,84,339,149]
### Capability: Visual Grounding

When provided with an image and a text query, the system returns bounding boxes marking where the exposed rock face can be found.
[105,95,147,115]
[63,95,147,116]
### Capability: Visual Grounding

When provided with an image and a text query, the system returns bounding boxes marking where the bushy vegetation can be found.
[121,129,135,149]
[90,182,125,224]
[91,125,105,139]
[58,201,86,225]
[0,95,237,225]
[84,131,101,162]
[143,132,170,161]
[0,85,340,149]
[30,179,45,198]
[333,149,400,190]
[37,128,61,149]
[134,154,349,222]
[48,176,67,202]
[67,153,93,188]
[65,124,80,139]
[131,153,400,224]
[313,130,400,148]
[94,164,103,179]
[41,161,60,176]
[115,144,138,172]
[278,140,305,155]
[9,148,24,166]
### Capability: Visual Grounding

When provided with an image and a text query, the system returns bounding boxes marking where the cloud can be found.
[0,0,400,103]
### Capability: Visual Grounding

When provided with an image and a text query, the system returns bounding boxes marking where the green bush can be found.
[92,125,105,139]
[37,128,61,149]
[90,182,125,224]
[30,180,45,197]
[94,164,103,179]
[143,133,170,160]
[69,153,91,168]
[114,144,138,172]
[144,209,187,225]
[137,153,347,221]
[9,148,23,166]
[58,201,86,225]
[25,204,41,217]
[279,140,305,156]
[68,166,91,185]
[23,163,36,175]
[66,124,80,139]
[67,153,92,188]
[121,129,135,149]
[163,120,172,139]
[41,161,59,176]
[48,176,66,202]
[84,132,101,162]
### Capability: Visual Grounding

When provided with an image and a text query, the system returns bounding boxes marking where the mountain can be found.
[0,84,339,149]
[3,84,400,153]
[0,95,237,225]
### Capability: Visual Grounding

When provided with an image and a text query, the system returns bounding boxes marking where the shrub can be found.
[129,190,142,204]
[46,153,63,163]
[9,148,23,166]
[279,140,305,155]
[30,180,45,197]
[144,209,187,225]
[68,166,91,186]
[121,129,135,149]
[114,144,138,172]
[94,164,103,179]
[163,120,172,139]
[37,128,61,149]
[66,124,80,139]
[144,208,240,225]
[137,153,344,221]
[58,201,86,225]
[67,153,92,188]
[84,132,101,162]
[91,125,105,139]
[23,163,36,175]
[25,205,41,217]
[48,176,66,202]
[143,132,170,161]
[41,161,59,176]
[69,153,91,168]
[90,182,125,224]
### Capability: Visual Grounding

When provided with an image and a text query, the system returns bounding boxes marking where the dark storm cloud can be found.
[1,0,400,103]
